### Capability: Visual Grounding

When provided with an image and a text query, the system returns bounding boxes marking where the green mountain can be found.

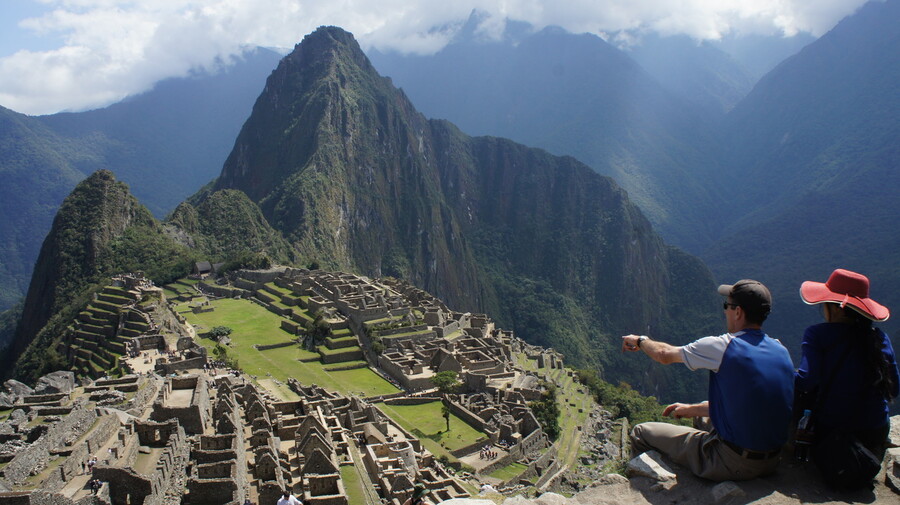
[169,189,299,263]
[201,26,721,400]
[4,170,197,382]
[367,23,727,253]
[0,48,280,312]
[706,0,900,345]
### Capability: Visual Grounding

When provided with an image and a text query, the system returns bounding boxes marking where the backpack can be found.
[811,428,881,491]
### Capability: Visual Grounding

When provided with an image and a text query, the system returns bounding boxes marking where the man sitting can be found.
[621,279,794,481]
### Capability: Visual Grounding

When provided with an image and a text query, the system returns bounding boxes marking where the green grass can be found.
[264,282,293,295]
[327,336,358,346]
[0,408,12,423]
[382,328,432,339]
[376,401,487,461]
[340,463,365,505]
[319,345,362,356]
[269,299,293,310]
[181,297,398,397]
[488,461,528,481]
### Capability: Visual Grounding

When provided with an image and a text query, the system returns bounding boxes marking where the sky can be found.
[0,0,873,116]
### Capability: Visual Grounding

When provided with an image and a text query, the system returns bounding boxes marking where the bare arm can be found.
[621,334,684,365]
[662,401,709,419]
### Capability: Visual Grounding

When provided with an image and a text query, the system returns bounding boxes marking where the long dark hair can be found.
[843,307,897,400]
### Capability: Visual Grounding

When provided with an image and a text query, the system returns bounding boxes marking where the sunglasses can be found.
[723,302,739,310]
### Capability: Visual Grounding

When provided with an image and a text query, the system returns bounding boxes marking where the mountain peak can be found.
[199,26,720,401]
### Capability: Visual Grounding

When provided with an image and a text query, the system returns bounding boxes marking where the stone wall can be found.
[197,281,249,299]
[1,403,96,487]
[446,400,486,432]
[254,341,297,351]
[234,269,285,283]
[155,356,206,375]
[94,420,188,505]
[37,413,120,491]
[127,378,161,417]
[319,348,364,364]
[150,376,209,435]
[4,487,111,505]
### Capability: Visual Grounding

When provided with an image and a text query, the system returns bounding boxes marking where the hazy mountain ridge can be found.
[368,25,730,253]
[707,0,900,344]
[0,106,93,310]
[0,49,280,312]
[626,33,756,115]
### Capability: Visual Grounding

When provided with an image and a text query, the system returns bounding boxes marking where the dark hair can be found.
[741,305,769,326]
[842,307,897,400]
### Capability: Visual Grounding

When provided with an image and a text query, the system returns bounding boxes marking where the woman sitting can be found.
[795,268,899,490]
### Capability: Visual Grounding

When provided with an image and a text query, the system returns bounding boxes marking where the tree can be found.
[430,370,460,395]
[212,343,239,370]
[209,326,232,339]
[529,381,561,440]
[441,401,451,432]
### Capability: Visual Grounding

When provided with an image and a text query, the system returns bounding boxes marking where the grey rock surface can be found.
[627,450,676,481]
[534,492,567,505]
[3,380,32,397]
[889,415,900,447]
[711,481,745,503]
[33,370,76,394]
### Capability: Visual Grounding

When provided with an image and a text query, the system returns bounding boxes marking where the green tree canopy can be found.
[430,370,461,394]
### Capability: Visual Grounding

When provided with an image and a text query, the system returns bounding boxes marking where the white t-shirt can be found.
[277,495,302,505]
[680,332,737,372]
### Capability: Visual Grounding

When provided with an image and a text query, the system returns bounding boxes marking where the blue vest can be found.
[709,330,794,451]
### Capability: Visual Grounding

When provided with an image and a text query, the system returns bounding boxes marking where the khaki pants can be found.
[630,420,781,481]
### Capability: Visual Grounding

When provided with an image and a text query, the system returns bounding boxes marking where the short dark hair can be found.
[741,303,769,326]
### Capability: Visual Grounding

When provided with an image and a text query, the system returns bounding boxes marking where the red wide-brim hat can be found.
[800,268,890,322]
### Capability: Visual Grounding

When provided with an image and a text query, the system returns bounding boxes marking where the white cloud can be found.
[0,0,871,115]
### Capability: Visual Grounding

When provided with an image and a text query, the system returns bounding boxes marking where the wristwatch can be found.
[637,336,648,348]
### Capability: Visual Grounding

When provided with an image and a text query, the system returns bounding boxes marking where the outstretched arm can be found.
[622,335,684,365]
[662,401,709,419]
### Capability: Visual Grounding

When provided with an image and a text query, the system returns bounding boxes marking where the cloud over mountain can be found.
[0,0,872,115]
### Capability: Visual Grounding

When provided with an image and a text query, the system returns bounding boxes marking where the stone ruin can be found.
[0,267,587,505]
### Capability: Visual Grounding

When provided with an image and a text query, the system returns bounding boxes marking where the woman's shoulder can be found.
[803,322,837,340]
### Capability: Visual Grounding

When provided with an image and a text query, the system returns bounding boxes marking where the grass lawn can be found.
[265,282,294,295]
[257,379,301,401]
[376,401,488,461]
[182,298,398,397]
[340,464,365,505]
[488,461,527,481]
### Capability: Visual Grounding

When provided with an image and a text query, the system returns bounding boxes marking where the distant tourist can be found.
[276,489,302,505]
[621,279,794,481]
[794,268,898,490]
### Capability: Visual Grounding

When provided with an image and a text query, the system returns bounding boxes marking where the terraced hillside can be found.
[56,282,153,378]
